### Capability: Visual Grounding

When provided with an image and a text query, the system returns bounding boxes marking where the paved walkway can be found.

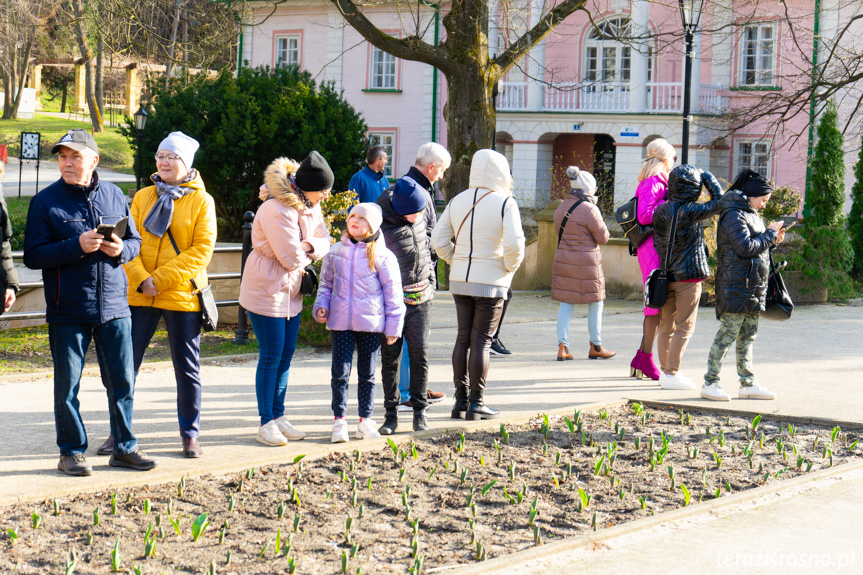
[1,293,861,572]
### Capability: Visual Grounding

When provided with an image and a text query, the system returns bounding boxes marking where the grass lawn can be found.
[0,114,134,173]
[0,323,262,375]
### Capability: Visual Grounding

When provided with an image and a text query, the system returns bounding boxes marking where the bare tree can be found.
[0,0,46,119]
[326,0,589,201]
[65,0,104,132]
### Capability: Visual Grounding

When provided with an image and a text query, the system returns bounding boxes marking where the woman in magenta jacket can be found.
[630,138,676,380]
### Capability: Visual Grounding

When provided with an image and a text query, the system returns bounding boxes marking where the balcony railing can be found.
[497,81,723,114]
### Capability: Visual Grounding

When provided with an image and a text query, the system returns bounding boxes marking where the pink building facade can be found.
[244,0,861,212]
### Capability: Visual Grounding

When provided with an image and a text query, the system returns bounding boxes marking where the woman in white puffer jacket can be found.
[432,149,525,420]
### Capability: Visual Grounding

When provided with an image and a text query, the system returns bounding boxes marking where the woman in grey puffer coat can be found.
[701,169,785,402]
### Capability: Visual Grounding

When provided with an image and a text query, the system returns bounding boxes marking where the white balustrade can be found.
[498,80,723,114]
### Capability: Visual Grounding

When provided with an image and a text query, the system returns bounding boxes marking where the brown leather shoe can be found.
[96,434,114,456]
[183,437,202,458]
[557,343,574,361]
[588,343,616,359]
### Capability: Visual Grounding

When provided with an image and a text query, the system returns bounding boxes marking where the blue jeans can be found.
[557,300,603,347]
[248,311,301,425]
[131,306,202,438]
[330,330,380,419]
[49,318,138,456]
[398,340,410,403]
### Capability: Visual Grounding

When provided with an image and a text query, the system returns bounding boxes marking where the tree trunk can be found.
[165,0,182,85]
[440,66,497,202]
[67,0,103,132]
[1,72,13,120]
[7,40,34,120]
[96,35,104,120]
[61,81,68,113]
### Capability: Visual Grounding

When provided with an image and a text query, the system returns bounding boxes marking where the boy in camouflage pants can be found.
[700,169,786,402]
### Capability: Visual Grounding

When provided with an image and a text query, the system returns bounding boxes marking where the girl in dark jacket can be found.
[651,165,724,390]
[701,170,785,401]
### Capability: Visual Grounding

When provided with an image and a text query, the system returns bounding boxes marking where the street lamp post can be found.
[678,0,704,165]
[134,105,149,191]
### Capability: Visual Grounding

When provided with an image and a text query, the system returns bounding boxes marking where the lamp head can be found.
[134,105,149,132]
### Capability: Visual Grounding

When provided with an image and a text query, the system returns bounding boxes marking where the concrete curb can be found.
[449,458,863,575]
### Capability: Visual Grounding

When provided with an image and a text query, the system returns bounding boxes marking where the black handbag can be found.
[644,204,679,310]
[167,230,218,332]
[298,227,319,296]
[616,196,653,256]
[762,253,793,321]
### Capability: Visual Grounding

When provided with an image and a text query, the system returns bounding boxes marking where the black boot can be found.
[451,385,469,419]
[413,410,430,431]
[465,389,499,421]
[378,410,398,435]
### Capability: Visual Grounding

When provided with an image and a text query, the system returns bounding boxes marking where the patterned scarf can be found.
[288,174,314,209]
[143,169,197,237]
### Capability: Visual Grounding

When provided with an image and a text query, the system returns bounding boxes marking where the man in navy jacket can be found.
[348,145,390,203]
[24,129,157,476]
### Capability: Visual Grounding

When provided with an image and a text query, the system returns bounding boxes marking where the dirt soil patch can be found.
[2,403,860,574]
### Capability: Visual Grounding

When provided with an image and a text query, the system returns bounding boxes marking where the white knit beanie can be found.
[566,166,596,196]
[157,131,200,169]
[349,202,383,235]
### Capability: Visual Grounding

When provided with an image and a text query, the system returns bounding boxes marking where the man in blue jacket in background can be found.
[348,145,390,203]
[24,129,157,476]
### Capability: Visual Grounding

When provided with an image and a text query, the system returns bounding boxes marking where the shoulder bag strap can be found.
[166,228,200,293]
[558,199,586,245]
[661,203,680,273]
[454,188,494,246]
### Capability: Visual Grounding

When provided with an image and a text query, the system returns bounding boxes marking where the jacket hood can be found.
[468,149,512,194]
[667,164,703,203]
[718,189,755,215]
[569,188,598,204]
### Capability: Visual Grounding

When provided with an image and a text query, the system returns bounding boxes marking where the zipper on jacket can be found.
[87,192,105,322]
[348,242,356,328]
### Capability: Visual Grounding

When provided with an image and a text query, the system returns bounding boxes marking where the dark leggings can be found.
[492,287,513,340]
[453,295,505,391]
[640,313,661,353]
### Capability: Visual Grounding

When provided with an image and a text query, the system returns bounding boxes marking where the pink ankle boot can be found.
[636,351,661,381]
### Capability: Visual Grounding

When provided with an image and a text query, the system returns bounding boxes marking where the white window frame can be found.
[368,45,398,89]
[584,18,633,87]
[738,23,777,86]
[275,33,301,69]
[368,130,396,179]
[735,139,772,179]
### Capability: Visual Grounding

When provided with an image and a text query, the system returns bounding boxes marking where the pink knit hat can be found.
[348,202,383,235]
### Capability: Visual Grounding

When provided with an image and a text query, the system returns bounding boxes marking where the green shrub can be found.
[3,197,30,251]
[807,102,845,227]
[849,139,863,279]
[784,223,855,299]
[121,66,368,241]
[760,185,801,225]
[298,295,331,348]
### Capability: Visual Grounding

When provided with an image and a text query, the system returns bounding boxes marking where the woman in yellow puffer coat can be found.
[99,132,216,459]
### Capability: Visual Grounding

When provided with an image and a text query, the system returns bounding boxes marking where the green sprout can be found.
[500,424,510,444]
[93,508,100,526]
[110,537,122,572]
[7,527,19,544]
[168,515,182,536]
[167,499,174,515]
[638,496,647,510]
[577,488,591,510]
[293,514,301,533]
[680,483,690,506]
[533,524,541,545]
[144,537,156,559]
[31,511,41,530]
[399,468,406,482]
[528,509,538,526]
[259,537,271,559]
[192,513,210,542]
[110,493,118,515]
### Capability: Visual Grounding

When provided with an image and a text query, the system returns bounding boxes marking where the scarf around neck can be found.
[143,169,197,237]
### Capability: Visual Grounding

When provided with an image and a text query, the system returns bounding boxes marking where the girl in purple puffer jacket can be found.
[314,203,405,443]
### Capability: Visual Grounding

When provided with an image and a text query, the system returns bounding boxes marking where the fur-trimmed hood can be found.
[264,157,308,213]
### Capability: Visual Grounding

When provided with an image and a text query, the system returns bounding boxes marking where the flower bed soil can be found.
[2,403,860,574]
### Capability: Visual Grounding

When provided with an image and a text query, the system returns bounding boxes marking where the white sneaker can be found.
[274,416,306,440]
[659,372,696,390]
[739,383,777,400]
[356,419,381,440]
[331,419,350,443]
[256,420,288,446]
[701,383,731,401]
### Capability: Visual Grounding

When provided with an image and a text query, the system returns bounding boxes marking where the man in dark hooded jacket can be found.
[651,165,723,390]
[701,169,785,401]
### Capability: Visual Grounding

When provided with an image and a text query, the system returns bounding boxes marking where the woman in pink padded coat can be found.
[629,138,676,380]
